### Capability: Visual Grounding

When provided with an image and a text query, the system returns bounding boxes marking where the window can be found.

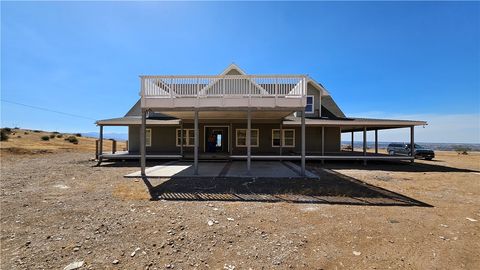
[176,129,195,147]
[283,129,295,147]
[305,95,314,113]
[236,129,259,147]
[146,128,152,147]
[272,129,281,147]
[272,129,295,147]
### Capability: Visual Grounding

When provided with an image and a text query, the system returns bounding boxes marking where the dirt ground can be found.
[0,128,126,155]
[1,149,479,269]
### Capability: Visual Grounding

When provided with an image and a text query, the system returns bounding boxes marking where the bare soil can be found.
[1,149,479,269]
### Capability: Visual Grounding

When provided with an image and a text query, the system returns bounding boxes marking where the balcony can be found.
[140,75,307,110]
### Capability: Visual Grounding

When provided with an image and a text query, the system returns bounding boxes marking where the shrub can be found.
[66,136,78,144]
[17,135,22,138]
[1,129,9,141]
[3,127,12,133]
[33,130,41,133]
[454,146,471,155]
[41,135,50,141]
[52,131,60,134]
[56,134,63,138]
[75,133,82,137]
[24,132,29,135]
[49,134,55,139]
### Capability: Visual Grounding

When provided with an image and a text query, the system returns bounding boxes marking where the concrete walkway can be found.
[124,161,319,179]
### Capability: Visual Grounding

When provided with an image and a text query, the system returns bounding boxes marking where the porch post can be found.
[351,131,354,152]
[229,123,233,156]
[410,126,415,163]
[321,126,325,165]
[247,109,251,174]
[363,126,367,166]
[140,109,146,176]
[180,120,184,157]
[374,129,378,154]
[301,110,306,176]
[99,125,103,159]
[279,122,283,156]
[194,110,199,175]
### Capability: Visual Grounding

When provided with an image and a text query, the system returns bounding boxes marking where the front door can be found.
[205,127,228,153]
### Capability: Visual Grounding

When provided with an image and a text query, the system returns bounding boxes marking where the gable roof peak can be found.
[220,63,247,75]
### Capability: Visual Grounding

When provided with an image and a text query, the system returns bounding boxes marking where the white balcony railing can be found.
[140,75,307,109]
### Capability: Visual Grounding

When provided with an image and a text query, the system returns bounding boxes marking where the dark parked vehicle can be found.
[387,143,435,160]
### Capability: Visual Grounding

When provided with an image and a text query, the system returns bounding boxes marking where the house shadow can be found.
[318,160,479,173]
[140,168,432,207]
[98,159,478,173]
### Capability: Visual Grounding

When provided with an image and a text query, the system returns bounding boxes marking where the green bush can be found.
[3,127,12,133]
[66,136,78,144]
[56,134,63,138]
[49,134,56,139]
[75,133,82,137]
[24,132,29,135]
[41,135,50,141]
[1,129,9,141]
[454,146,471,155]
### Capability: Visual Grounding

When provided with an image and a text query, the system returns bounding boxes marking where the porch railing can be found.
[140,75,307,99]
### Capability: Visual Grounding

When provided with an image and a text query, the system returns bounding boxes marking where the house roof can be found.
[97,63,394,123]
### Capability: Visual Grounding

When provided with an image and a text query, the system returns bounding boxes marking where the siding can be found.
[128,124,341,155]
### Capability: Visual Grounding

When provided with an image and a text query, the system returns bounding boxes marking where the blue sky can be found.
[2,1,479,143]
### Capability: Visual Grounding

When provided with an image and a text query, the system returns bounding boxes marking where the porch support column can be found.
[140,109,146,176]
[279,122,283,156]
[363,126,367,166]
[410,126,415,163]
[321,126,325,165]
[99,125,103,160]
[180,121,184,158]
[301,110,306,176]
[351,131,354,152]
[194,110,199,175]
[374,129,378,154]
[247,109,251,174]
[229,123,233,156]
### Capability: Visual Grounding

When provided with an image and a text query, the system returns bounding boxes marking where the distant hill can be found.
[82,132,128,141]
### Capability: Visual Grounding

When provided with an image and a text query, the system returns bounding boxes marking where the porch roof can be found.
[96,116,180,126]
[282,116,427,131]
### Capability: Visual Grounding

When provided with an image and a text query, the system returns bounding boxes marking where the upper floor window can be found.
[305,95,314,113]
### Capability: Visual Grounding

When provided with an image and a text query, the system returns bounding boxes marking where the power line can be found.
[1,99,96,121]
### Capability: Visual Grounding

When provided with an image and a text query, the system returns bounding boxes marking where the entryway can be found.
[204,126,229,153]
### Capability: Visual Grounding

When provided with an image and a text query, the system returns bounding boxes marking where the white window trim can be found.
[146,128,152,147]
[272,129,295,147]
[272,129,281,147]
[176,128,195,147]
[236,129,259,147]
[305,95,314,113]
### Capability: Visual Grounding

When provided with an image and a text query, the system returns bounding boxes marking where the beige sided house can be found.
[96,64,426,176]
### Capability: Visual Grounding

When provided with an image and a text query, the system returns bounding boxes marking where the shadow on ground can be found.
[319,160,479,173]
[99,159,478,173]
[140,168,432,207]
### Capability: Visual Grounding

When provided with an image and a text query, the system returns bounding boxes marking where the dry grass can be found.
[0,128,126,156]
